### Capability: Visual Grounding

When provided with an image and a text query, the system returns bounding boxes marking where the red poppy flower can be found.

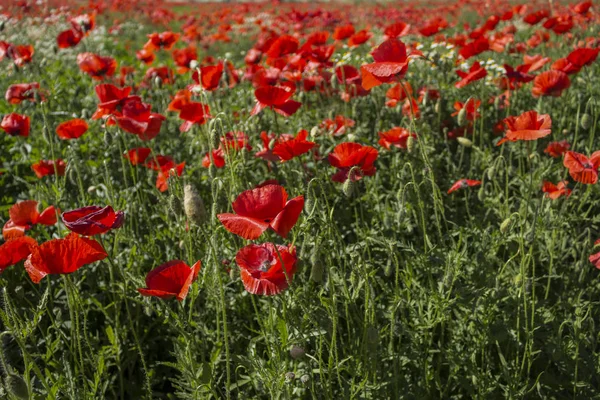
[92,84,132,120]
[251,85,301,117]
[266,35,299,58]
[499,64,534,89]
[348,30,371,47]
[32,159,66,178]
[77,53,117,80]
[124,148,152,165]
[235,243,297,296]
[172,46,197,74]
[272,130,315,162]
[136,48,155,65]
[192,62,223,91]
[56,119,88,140]
[5,82,40,104]
[563,151,600,184]
[523,54,551,72]
[333,25,355,41]
[61,206,125,236]
[144,66,174,85]
[567,48,599,71]
[167,89,192,112]
[329,143,378,183]
[378,127,416,150]
[2,200,58,240]
[320,115,355,136]
[542,181,571,199]
[156,162,185,192]
[360,38,417,90]
[452,99,481,121]
[572,1,592,15]
[384,22,410,39]
[0,236,38,273]
[524,10,549,25]
[24,233,107,283]
[544,140,570,158]
[255,132,280,163]
[455,62,487,89]
[7,44,34,67]
[532,70,570,97]
[590,251,600,269]
[335,65,360,85]
[1,113,30,137]
[459,37,490,60]
[447,179,482,194]
[179,102,212,132]
[57,28,82,49]
[419,18,448,37]
[218,184,304,240]
[202,148,226,168]
[114,98,165,140]
[138,260,201,301]
[496,111,551,145]
[385,82,413,107]
[145,31,180,51]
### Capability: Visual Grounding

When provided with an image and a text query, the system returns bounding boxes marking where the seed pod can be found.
[500,217,512,233]
[184,185,207,225]
[457,137,472,147]
[6,374,28,400]
[581,113,592,130]
[406,135,415,153]
[457,107,467,127]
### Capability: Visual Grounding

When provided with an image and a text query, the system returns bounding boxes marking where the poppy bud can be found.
[457,137,472,147]
[421,90,429,107]
[103,130,111,146]
[290,345,305,359]
[434,99,441,114]
[153,75,163,89]
[285,372,295,382]
[87,185,96,194]
[310,251,324,283]
[229,267,235,280]
[300,375,310,384]
[189,60,199,70]
[211,202,218,223]
[310,126,319,138]
[184,185,207,225]
[477,186,485,201]
[6,374,28,400]
[81,108,89,119]
[493,95,501,111]
[168,194,183,216]
[500,217,512,233]
[179,240,185,249]
[581,113,592,130]
[406,135,415,153]
[209,129,220,149]
[457,107,467,127]
[342,177,355,198]
[487,167,495,180]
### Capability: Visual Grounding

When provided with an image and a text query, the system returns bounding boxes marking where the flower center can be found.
[259,260,271,272]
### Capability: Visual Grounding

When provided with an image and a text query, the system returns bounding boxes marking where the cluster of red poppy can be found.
[2,0,600,300]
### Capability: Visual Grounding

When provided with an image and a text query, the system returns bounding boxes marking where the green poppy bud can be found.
[581,113,592,130]
[457,137,472,147]
[457,107,467,127]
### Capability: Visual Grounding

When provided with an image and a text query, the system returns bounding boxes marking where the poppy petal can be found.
[270,196,304,238]
[217,214,270,240]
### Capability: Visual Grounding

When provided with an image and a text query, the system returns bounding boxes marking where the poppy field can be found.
[2,0,600,398]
